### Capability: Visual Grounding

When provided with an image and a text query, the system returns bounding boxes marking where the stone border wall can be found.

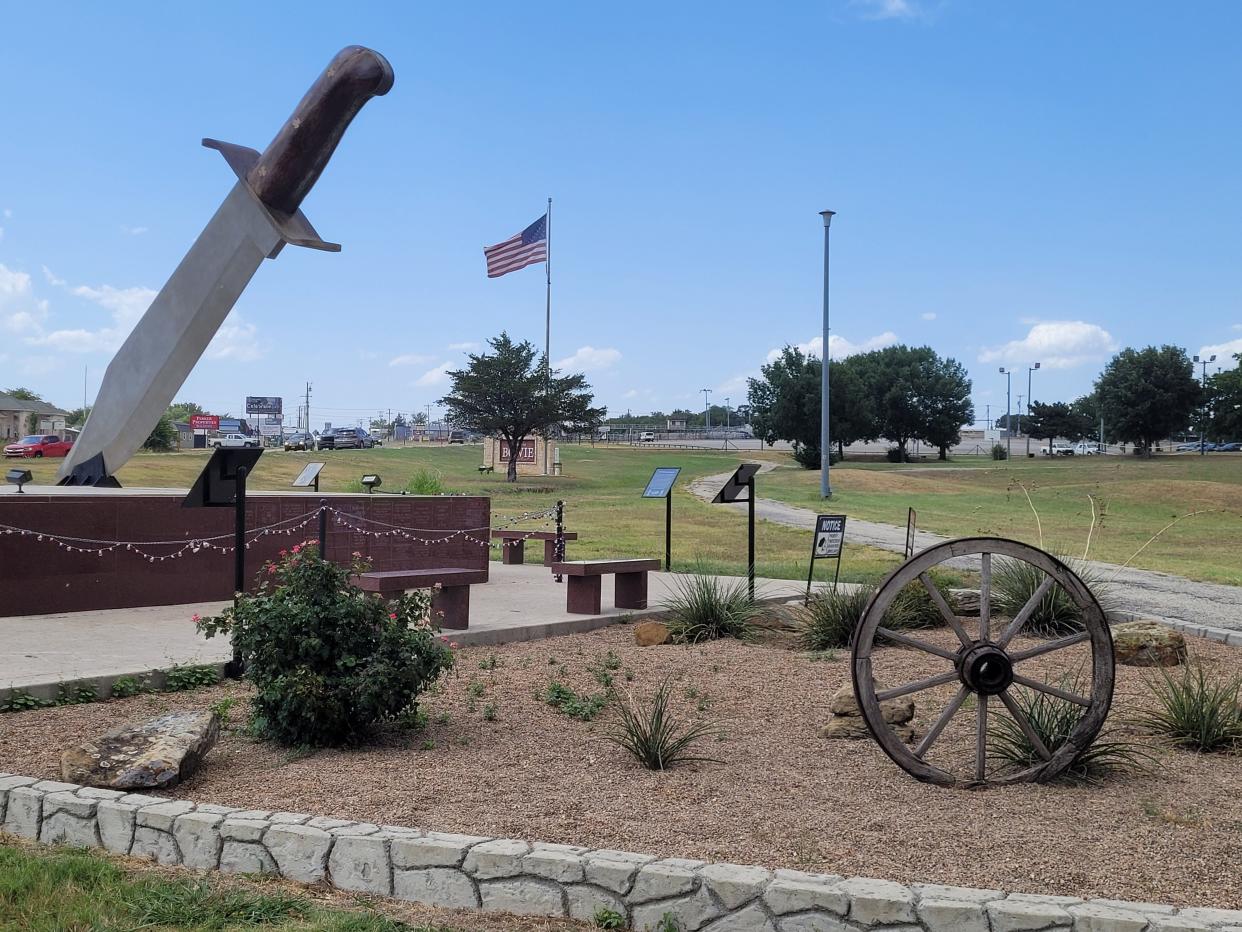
[3,774,1240,932]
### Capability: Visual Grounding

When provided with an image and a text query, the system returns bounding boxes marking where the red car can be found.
[3,434,73,458]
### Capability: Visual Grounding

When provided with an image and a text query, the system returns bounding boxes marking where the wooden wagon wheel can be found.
[851,537,1115,788]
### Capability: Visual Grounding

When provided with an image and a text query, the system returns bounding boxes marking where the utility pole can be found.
[303,382,312,432]
[701,388,712,432]
[985,404,991,431]
[1025,362,1040,457]
[999,368,1012,460]
[819,209,835,498]
[1193,354,1217,454]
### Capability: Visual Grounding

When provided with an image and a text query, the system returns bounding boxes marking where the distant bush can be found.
[1138,663,1242,753]
[885,446,907,463]
[664,572,760,643]
[992,556,1115,638]
[991,443,1008,460]
[404,467,445,495]
[792,444,819,469]
[197,543,453,747]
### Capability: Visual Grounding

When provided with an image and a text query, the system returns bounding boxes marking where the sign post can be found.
[905,507,918,558]
[642,466,681,571]
[807,514,847,598]
[712,463,761,599]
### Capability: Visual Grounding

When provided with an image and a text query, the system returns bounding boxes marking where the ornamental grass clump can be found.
[1137,662,1242,753]
[987,674,1151,783]
[992,556,1115,639]
[608,679,720,771]
[663,571,760,643]
[798,585,875,651]
[197,543,453,747]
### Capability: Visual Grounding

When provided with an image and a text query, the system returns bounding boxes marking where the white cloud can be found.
[622,389,639,399]
[389,353,435,367]
[766,330,898,363]
[0,227,5,242]
[206,313,262,361]
[715,373,752,395]
[1197,339,1242,366]
[25,279,158,353]
[852,0,923,20]
[3,208,11,219]
[921,312,937,321]
[979,321,1116,369]
[1231,324,1242,332]
[0,264,50,336]
[447,341,480,351]
[41,266,65,287]
[415,361,454,387]
[555,345,622,371]
[121,225,149,236]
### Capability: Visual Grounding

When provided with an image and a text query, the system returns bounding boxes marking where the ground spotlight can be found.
[361,474,382,493]
[6,468,33,493]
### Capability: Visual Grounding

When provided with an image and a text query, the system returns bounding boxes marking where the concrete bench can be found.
[491,530,579,566]
[354,568,487,630]
[550,559,661,614]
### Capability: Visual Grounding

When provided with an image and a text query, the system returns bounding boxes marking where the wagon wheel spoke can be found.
[876,669,959,702]
[1008,631,1090,663]
[975,693,989,782]
[919,572,972,648]
[996,575,1056,648]
[979,551,992,641]
[997,689,1052,761]
[913,686,970,759]
[1011,673,1092,707]
[876,627,959,662]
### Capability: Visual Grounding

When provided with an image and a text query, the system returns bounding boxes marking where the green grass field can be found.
[15,444,906,587]
[758,454,1242,585]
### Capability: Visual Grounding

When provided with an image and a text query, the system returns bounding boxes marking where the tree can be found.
[439,332,605,481]
[1026,401,1094,445]
[66,406,91,428]
[747,346,822,467]
[3,387,41,402]
[143,414,177,451]
[919,355,975,459]
[167,401,205,423]
[1094,346,1200,455]
[851,345,973,460]
[1206,355,1242,440]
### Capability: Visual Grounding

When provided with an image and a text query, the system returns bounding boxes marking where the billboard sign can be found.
[189,414,220,431]
[245,395,282,415]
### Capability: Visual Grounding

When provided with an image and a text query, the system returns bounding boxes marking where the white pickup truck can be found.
[1041,443,1074,456]
[212,432,259,449]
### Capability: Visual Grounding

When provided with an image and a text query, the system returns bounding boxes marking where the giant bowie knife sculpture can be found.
[58,46,394,485]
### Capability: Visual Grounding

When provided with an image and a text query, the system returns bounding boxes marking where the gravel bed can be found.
[2,625,1239,909]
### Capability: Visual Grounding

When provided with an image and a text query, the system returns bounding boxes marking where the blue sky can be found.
[1,0,1238,428]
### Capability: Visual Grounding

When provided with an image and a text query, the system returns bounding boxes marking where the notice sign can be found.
[814,515,846,558]
[189,414,220,431]
[642,466,681,498]
[807,514,847,596]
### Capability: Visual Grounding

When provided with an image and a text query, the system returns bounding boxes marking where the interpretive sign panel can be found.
[642,466,681,499]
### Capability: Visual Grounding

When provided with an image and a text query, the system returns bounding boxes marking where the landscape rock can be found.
[634,621,671,647]
[61,711,219,789]
[827,684,914,723]
[950,588,982,616]
[1112,621,1187,667]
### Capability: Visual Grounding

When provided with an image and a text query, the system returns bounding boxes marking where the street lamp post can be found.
[820,209,835,498]
[1025,362,1040,456]
[701,388,712,432]
[999,367,1012,460]
[724,397,731,429]
[1193,354,1216,455]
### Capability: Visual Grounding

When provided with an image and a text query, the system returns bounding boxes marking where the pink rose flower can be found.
[191,614,201,623]
[389,612,398,620]
[267,564,277,575]
[292,544,302,554]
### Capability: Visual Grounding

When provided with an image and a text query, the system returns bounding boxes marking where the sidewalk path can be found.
[691,467,1242,636]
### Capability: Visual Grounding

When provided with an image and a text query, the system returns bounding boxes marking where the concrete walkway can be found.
[691,467,1242,638]
[0,562,806,700]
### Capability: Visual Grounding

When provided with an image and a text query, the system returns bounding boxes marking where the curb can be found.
[1,661,231,707]
[3,773,1239,931]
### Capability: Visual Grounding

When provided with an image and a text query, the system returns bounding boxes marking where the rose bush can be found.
[197,543,453,747]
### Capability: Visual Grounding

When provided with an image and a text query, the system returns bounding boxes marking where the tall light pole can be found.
[1193,354,1216,454]
[724,397,731,429]
[1025,362,1040,456]
[999,367,1012,460]
[820,209,835,498]
[701,388,712,432]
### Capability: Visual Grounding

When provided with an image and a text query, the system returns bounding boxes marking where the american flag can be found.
[483,214,547,278]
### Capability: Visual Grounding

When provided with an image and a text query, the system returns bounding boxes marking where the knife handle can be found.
[247,46,394,215]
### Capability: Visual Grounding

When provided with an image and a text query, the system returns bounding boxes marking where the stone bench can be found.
[550,559,661,614]
[354,568,487,630]
[491,531,579,566]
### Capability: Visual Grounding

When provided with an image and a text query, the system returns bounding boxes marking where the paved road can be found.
[691,467,1242,636]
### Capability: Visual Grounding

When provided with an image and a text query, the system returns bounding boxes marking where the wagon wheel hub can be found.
[958,643,1014,696]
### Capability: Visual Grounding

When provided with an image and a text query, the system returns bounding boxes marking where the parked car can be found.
[1216,441,1241,451]
[639,431,656,443]
[3,434,73,458]
[1041,443,1073,456]
[1072,442,1101,456]
[283,432,314,451]
[321,427,375,450]
[448,430,466,444]
[212,432,259,449]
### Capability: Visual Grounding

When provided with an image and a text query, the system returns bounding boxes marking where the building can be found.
[0,392,69,441]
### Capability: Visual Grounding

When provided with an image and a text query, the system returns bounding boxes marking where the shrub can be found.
[164,664,220,692]
[57,684,99,706]
[109,675,148,699]
[988,675,1151,782]
[798,585,874,650]
[1137,663,1242,753]
[0,690,54,713]
[197,543,454,747]
[609,679,720,771]
[664,571,760,643]
[404,467,445,495]
[791,444,820,469]
[990,443,1008,460]
[991,556,1114,639]
[888,574,954,629]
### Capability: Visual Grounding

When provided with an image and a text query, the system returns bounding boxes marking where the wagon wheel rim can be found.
[851,537,1115,788]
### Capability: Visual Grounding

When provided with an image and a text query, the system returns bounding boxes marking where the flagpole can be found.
[551,193,556,390]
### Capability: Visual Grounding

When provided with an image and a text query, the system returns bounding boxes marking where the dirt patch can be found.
[2,628,1239,909]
